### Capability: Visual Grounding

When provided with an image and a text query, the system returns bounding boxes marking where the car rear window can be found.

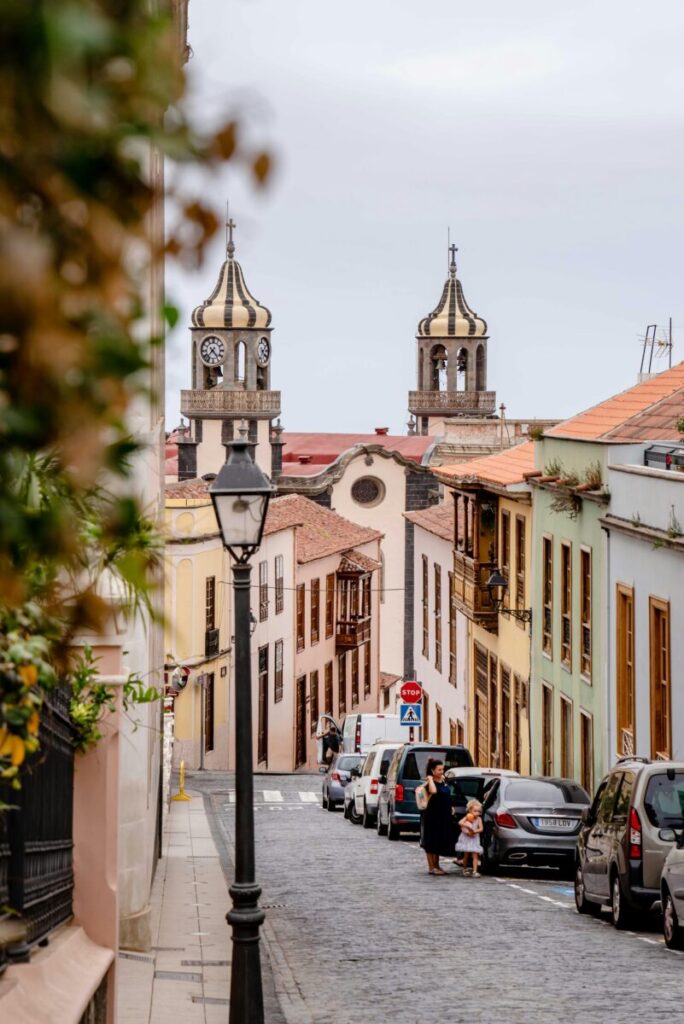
[505,780,589,804]
[644,772,684,828]
[337,756,363,771]
[403,748,472,780]
[449,777,487,803]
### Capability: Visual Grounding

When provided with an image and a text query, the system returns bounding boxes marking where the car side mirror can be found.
[659,828,678,843]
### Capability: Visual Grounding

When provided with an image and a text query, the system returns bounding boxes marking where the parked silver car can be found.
[321,753,364,812]
[661,829,684,949]
[483,776,590,874]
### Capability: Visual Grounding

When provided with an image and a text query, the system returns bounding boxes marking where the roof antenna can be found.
[226,200,235,259]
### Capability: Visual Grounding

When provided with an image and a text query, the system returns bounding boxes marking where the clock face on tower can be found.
[199,335,226,367]
[256,336,271,367]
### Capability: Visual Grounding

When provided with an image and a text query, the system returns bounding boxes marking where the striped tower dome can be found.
[417,246,487,339]
[191,221,272,329]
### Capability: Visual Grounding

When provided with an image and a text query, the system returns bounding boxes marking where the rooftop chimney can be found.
[375,427,389,436]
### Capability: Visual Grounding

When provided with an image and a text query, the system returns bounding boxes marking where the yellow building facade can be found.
[437,444,536,773]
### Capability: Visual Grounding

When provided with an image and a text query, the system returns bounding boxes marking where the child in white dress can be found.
[456,799,484,877]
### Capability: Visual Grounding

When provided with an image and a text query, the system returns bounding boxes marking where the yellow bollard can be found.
[171,759,192,801]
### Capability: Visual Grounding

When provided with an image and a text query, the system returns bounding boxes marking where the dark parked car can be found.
[376,743,473,840]
[481,776,590,873]
[321,753,364,811]
[575,757,684,928]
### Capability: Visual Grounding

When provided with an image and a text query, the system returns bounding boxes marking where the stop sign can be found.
[400,680,422,704]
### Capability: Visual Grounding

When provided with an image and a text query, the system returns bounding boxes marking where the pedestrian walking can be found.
[418,759,454,875]
[321,723,341,764]
[456,799,484,877]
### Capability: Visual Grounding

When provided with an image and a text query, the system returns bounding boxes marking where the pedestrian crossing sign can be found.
[400,703,422,726]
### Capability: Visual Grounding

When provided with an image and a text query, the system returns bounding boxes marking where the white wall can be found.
[331,451,407,677]
[412,523,467,742]
[607,463,684,761]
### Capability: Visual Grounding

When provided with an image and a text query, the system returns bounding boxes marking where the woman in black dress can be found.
[420,758,454,875]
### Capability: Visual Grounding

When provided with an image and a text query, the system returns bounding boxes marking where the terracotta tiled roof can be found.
[165,478,211,500]
[436,441,536,488]
[264,494,382,563]
[281,432,432,468]
[604,389,684,442]
[547,362,684,441]
[380,672,401,690]
[338,550,381,574]
[404,502,455,542]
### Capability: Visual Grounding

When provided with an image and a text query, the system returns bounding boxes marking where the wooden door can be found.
[295,675,307,767]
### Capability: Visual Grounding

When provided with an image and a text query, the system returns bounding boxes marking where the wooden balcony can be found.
[452,551,498,632]
[336,616,371,651]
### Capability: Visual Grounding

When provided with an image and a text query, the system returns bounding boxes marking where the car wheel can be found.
[362,801,374,829]
[387,816,400,841]
[663,888,684,950]
[610,871,634,930]
[343,799,352,820]
[377,809,388,836]
[326,797,337,813]
[349,802,362,825]
[321,791,328,809]
[575,864,602,917]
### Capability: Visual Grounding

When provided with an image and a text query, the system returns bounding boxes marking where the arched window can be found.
[430,345,448,392]
[476,344,485,391]
[235,340,246,385]
[456,347,468,392]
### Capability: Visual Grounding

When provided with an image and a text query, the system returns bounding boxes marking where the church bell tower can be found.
[408,245,495,436]
[179,219,281,479]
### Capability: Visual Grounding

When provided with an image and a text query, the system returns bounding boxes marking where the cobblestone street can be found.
[187,773,684,1024]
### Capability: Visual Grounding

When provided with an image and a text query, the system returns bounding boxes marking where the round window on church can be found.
[351,476,385,508]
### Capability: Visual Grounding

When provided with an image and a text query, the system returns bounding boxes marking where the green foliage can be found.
[0,0,271,778]
[544,458,563,477]
[584,461,603,490]
[70,646,160,751]
[676,418,684,436]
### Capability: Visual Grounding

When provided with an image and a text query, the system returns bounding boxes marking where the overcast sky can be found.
[165,1,684,434]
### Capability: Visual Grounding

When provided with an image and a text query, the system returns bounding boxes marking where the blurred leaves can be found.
[0,0,272,770]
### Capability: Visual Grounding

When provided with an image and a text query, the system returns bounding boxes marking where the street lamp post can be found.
[209,434,275,1024]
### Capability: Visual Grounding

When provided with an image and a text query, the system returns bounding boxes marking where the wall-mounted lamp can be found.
[484,570,532,625]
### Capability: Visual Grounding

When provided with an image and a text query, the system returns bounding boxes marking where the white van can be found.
[316,713,405,763]
[342,713,405,755]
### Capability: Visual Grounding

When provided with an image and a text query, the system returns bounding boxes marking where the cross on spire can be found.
[226,205,236,258]
[449,242,458,275]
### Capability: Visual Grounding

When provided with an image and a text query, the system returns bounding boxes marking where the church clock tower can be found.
[179,220,281,479]
[408,245,495,436]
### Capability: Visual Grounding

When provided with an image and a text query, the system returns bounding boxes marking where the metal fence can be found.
[0,688,75,970]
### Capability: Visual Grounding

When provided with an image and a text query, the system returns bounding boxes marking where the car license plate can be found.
[531,817,575,830]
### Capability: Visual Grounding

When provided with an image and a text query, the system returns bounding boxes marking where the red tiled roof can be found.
[165,478,211,500]
[264,494,382,563]
[404,502,455,542]
[281,432,432,469]
[547,362,684,441]
[338,549,382,574]
[437,441,536,488]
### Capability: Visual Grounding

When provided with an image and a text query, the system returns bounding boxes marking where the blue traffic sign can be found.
[400,702,422,726]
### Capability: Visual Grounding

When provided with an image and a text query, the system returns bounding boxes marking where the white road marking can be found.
[269,806,283,812]
[263,790,284,802]
[299,791,318,803]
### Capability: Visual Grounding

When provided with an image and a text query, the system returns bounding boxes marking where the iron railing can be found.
[0,688,76,969]
[205,627,220,658]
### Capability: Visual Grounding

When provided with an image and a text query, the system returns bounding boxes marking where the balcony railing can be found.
[619,728,634,757]
[0,688,76,970]
[452,552,498,630]
[205,627,220,658]
[336,616,371,650]
[180,389,281,418]
[408,390,497,416]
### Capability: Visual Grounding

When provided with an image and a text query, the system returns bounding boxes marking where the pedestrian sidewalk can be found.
[116,793,230,1024]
